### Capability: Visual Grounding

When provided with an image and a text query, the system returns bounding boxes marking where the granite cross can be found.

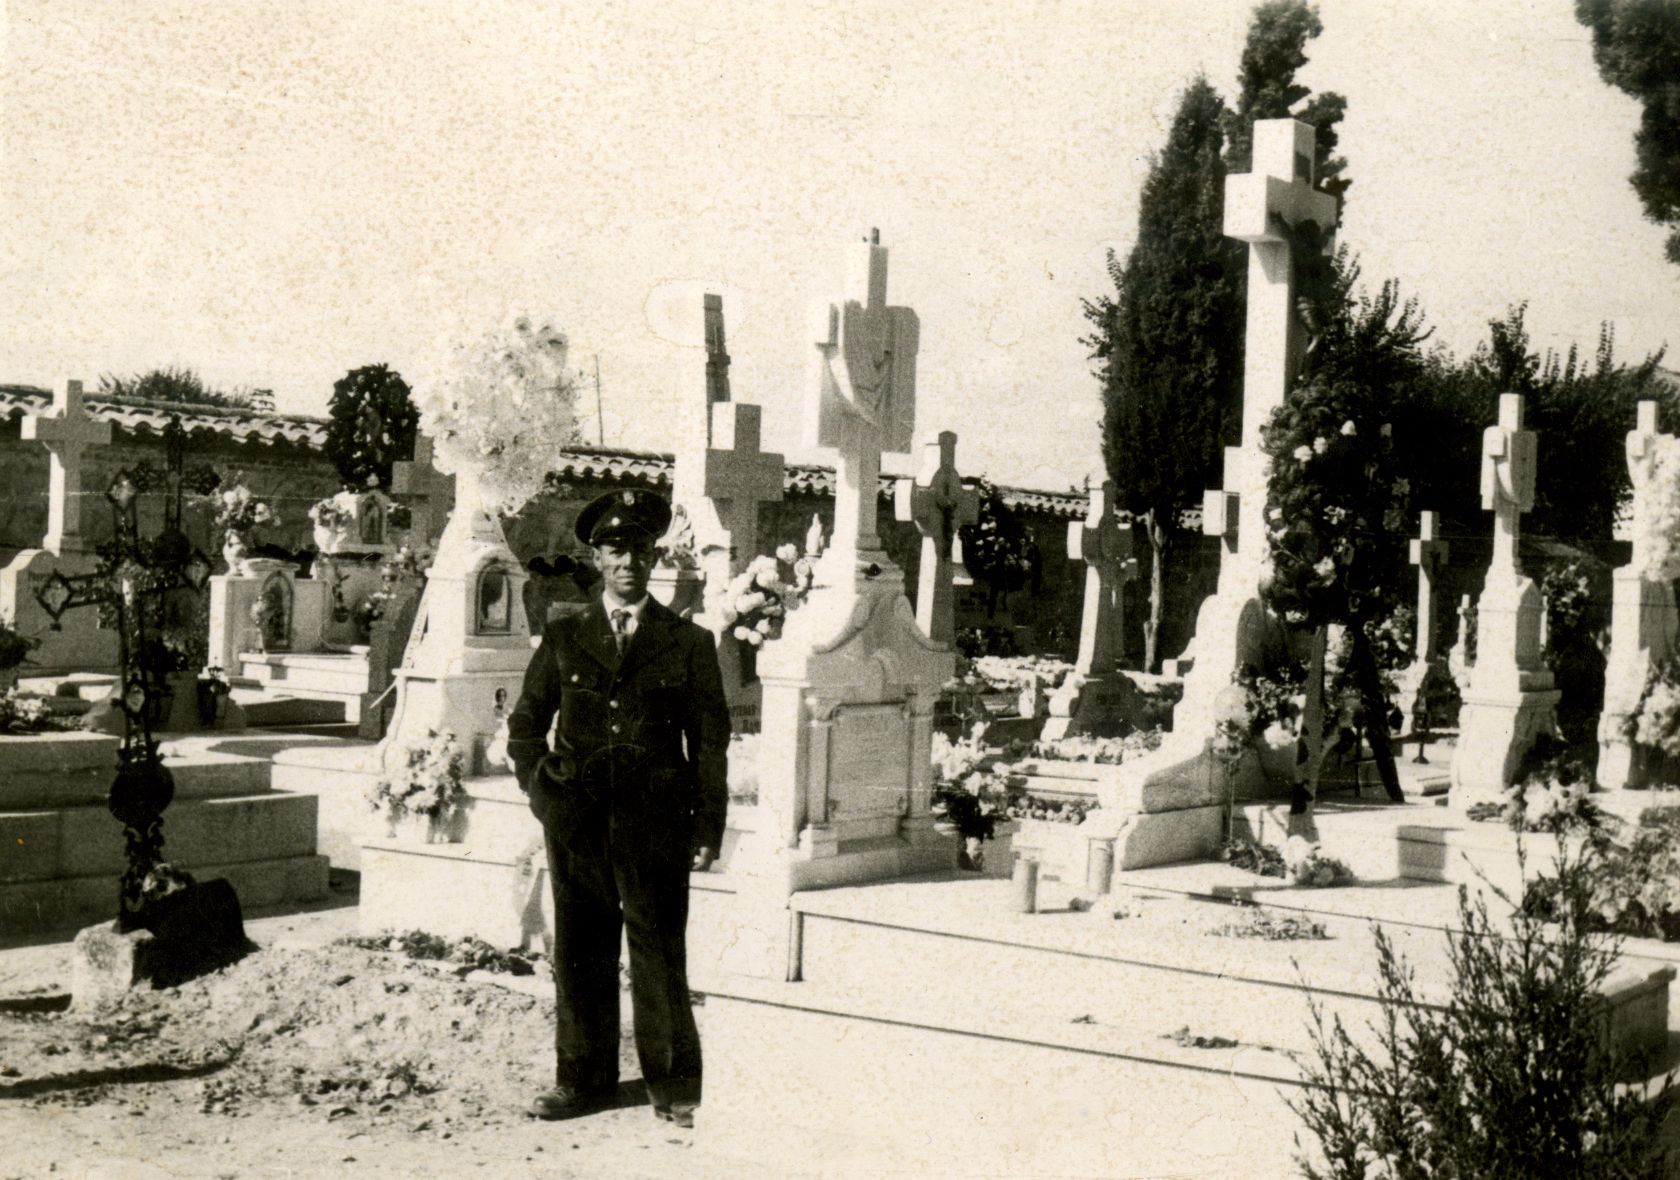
[1212,119,1339,566]
[693,401,784,577]
[1480,392,1537,577]
[25,378,112,556]
[1068,480,1137,676]
[893,430,979,645]
[1408,511,1451,663]
[391,434,456,546]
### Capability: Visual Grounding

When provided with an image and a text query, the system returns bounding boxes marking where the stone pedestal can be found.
[1598,565,1680,789]
[71,879,247,1008]
[0,548,119,676]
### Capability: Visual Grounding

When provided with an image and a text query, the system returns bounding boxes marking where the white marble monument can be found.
[1090,118,1337,867]
[1450,393,1560,803]
[0,379,120,676]
[726,231,955,978]
[892,430,979,648]
[1042,480,1137,739]
[1598,401,1679,788]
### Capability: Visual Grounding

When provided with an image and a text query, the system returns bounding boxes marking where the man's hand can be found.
[690,845,715,873]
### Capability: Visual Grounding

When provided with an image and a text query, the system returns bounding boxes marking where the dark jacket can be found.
[506,596,732,852]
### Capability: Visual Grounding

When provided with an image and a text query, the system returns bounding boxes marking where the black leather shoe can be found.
[529,1086,613,1121]
[652,1100,697,1129]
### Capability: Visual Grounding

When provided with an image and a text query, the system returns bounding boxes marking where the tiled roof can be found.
[1,386,1089,519]
[0,385,327,448]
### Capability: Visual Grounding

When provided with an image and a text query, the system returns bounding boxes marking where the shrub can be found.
[1293,846,1676,1178]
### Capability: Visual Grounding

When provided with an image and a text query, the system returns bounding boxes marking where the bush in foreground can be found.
[1293,846,1675,1178]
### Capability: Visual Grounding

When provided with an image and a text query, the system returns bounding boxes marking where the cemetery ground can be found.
[0,882,744,1180]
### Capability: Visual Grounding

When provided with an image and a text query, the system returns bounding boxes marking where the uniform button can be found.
[570,674,579,683]
[608,699,619,710]
[611,724,621,734]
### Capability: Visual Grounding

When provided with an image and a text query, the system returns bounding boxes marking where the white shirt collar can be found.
[601,591,648,621]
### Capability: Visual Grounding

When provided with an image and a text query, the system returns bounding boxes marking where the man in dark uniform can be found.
[506,489,730,1129]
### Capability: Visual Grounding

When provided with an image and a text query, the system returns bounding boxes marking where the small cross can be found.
[1067,480,1137,676]
[1408,510,1451,662]
[391,434,456,544]
[24,378,112,555]
[894,430,980,645]
[679,401,784,580]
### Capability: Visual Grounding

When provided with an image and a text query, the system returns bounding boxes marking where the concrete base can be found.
[1450,687,1562,806]
[70,879,248,1008]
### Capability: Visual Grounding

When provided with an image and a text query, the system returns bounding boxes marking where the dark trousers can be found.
[543,803,700,1105]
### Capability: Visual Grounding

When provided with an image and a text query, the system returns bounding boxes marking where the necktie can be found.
[611,609,631,657]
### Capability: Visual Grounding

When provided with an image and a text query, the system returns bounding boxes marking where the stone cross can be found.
[808,229,920,564]
[1480,392,1537,577]
[1212,119,1339,568]
[25,378,112,556]
[1408,511,1451,662]
[688,401,784,578]
[391,434,456,546]
[704,293,732,408]
[1068,480,1137,676]
[893,430,980,645]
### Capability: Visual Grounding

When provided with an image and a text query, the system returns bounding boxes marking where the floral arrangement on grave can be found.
[930,724,1023,869]
[1626,655,1680,769]
[211,483,278,570]
[1259,257,1429,817]
[957,480,1039,617]
[1472,734,1606,835]
[195,664,232,725]
[366,728,467,834]
[0,688,52,734]
[0,614,40,674]
[715,543,817,650]
[413,315,584,520]
[324,363,419,492]
[308,490,360,555]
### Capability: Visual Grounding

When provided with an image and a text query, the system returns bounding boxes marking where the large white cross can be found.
[893,430,979,645]
[391,434,456,545]
[1212,119,1339,565]
[1408,510,1451,662]
[1480,393,1536,577]
[808,230,919,564]
[1068,480,1137,676]
[25,378,111,556]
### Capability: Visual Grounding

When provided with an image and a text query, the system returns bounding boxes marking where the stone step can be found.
[0,853,329,938]
[238,653,372,699]
[231,690,349,727]
[0,735,291,809]
[1,791,322,884]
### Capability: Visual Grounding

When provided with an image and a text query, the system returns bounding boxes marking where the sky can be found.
[3,0,1674,490]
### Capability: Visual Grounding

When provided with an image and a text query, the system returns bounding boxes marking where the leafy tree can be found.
[1576,0,1680,264]
[1224,0,1349,208]
[100,367,254,409]
[1083,77,1241,670]
[324,364,419,491]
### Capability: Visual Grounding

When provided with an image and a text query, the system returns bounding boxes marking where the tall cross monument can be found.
[1396,510,1452,733]
[893,430,978,646]
[1451,393,1560,801]
[1043,480,1138,739]
[30,379,112,556]
[806,227,918,572]
[1599,401,1679,787]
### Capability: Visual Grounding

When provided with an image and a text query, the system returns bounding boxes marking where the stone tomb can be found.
[0,378,120,676]
[210,489,411,724]
[0,730,330,935]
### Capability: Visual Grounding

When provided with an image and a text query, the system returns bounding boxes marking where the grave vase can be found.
[222,530,249,577]
[388,809,449,844]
